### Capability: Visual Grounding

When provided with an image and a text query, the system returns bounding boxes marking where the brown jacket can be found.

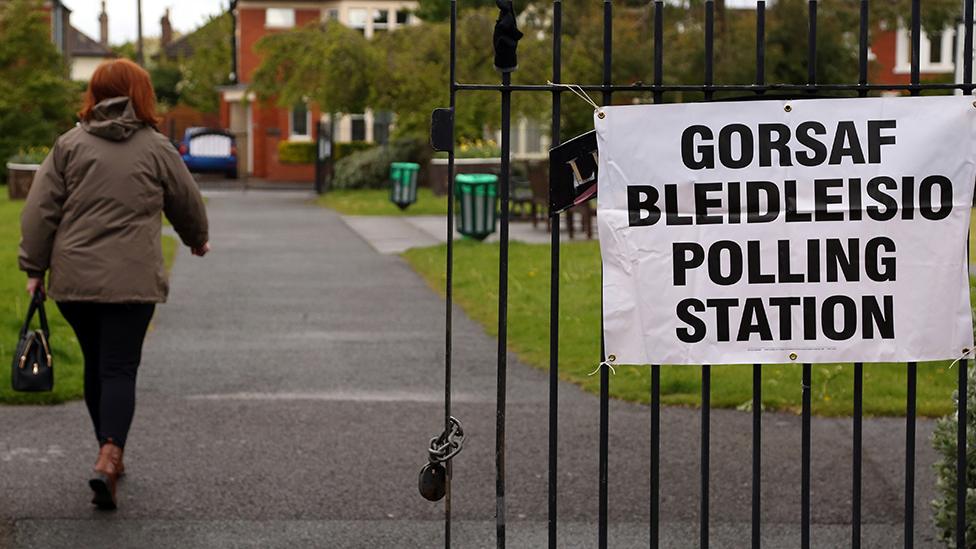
[19,97,208,303]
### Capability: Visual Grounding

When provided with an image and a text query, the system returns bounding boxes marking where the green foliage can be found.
[415,0,496,22]
[150,61,183,108]
[931,364,976,547]
[333,141,376,162]
[332,138,431,190]
[0,0,78,182]
[178,12,233,113]
[250,21,376,115]
[277,140,315,164]
[317,188,447,216]
[7,146,50,164]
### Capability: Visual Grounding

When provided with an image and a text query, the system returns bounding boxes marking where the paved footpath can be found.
[0,191,942,548]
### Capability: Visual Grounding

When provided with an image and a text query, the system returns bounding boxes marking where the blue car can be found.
[179,127,237,179]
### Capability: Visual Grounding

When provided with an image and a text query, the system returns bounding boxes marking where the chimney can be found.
[98,1,108,47]
[160,8,173,49]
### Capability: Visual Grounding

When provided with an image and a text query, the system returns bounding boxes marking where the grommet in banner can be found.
[784,104,792,113]
[608,354,616,362]
[972,102,976,108]
[597,111,606,119]
[789,352,798,361]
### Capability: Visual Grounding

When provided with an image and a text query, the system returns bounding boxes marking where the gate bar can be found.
[802,5,816,545]
[905,363,917,548]
[801,363,811,549]
[650,3,663,549]
[701,364,711,549]
[701,3,714,548]
[444,1,458,546]
[454,82,974,93]
[904,1,921,544]
[852,4,867,547]
[958,359,968,549]
[853,363,863,549]
[962,2,973,548]
[547,1,562,547]
[598,2,612,547]
[495,68,512,549]
[752,4,766,548]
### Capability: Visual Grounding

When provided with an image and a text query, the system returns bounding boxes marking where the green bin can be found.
[390,162,420,210]
[455,173,498,240]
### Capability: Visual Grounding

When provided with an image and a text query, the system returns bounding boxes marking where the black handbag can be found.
[11,291,53,392]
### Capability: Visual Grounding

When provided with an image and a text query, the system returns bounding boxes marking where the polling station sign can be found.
[596,96,976,365]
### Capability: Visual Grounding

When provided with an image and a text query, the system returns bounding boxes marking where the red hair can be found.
[79,59,160,126]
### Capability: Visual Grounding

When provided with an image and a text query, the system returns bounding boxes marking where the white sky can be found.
[63,0,228,45]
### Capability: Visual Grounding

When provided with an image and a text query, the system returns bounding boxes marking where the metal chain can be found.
[428,416,464,464]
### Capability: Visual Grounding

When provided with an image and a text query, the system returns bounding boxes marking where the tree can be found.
[0,0,78,179]
[177,12,234,113]
[249,21,377,116]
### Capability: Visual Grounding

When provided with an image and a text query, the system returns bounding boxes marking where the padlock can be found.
[419,461,447,501]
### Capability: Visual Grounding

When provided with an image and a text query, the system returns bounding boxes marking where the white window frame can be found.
[373,9,390,33]
[265,8,296,29]
[895,26,955,74]
[289,104,312,142]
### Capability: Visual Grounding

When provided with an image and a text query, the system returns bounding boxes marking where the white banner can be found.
[596,96,976,365]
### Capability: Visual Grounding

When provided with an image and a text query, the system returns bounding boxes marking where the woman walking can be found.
[18,58,209,510]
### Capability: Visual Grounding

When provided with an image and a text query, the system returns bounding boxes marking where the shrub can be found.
[931,362,975,547]
[333,141,375,162]
[278,141,315,164]
[7,146,50,165]
[331,138,431,190]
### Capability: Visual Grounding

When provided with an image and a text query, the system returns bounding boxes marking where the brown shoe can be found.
[90,442,122,510]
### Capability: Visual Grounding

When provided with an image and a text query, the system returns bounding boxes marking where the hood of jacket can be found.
[81,97,146,141]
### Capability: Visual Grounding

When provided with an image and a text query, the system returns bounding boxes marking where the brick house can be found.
[871,24,957,87]
[219,0,418,182]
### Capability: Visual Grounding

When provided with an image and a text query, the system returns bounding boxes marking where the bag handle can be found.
[20,290,50,339]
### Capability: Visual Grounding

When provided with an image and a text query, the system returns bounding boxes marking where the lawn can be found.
[318,188,447,216]
[0,195,177,405]
[403,239,968,417]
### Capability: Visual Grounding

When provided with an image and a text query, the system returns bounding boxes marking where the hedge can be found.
[333,141,375,162]
[278,141,315,164]
[331,139,430,190]
[932,363,975,547]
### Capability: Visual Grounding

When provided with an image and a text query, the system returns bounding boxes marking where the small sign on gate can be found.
[548,130,598,216]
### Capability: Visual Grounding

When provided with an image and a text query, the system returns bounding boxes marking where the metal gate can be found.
[426,1,972,547]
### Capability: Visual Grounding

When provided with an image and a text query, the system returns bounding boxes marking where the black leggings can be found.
[57,302,155,449]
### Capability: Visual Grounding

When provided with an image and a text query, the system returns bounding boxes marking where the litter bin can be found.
[390,162,420,210]
[455,173,498,240]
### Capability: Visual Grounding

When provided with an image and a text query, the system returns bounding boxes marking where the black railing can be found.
[437,1,972,548]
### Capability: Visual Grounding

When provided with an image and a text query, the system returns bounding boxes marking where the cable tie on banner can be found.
[588,361,617,376]
[547,81,605,118]
[948,347,975,370]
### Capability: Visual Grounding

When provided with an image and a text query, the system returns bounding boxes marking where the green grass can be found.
[318,188,447,216]
[403,239,967,417]
[0,195,178,405]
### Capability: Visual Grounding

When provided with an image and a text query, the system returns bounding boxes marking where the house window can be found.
[348,8,368,34]
[373,9,389,33]
[373,111,393,145]
[290,103,311,140]
[396,9,411,25]
[266,8,295,29]
[930,32,944,64]
[326,9,339,21]
[350,115,366,141]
